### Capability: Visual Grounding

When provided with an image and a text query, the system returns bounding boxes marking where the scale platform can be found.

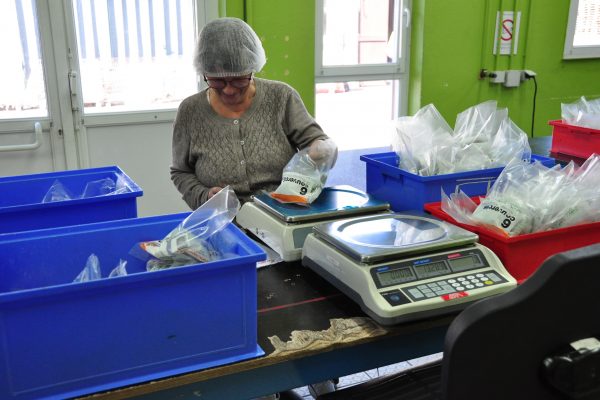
[235,186,390,261]
[301,213,517,325]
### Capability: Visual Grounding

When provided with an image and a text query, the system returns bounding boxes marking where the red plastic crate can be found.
[549,119,600,159]
[424,198,600,283]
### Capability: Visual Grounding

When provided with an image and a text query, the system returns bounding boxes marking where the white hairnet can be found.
[194,17,267,77]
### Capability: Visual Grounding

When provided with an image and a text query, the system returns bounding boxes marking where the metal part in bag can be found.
[140,230,221,270]
[271,153,325,204]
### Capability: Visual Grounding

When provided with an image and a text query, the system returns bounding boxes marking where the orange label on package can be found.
[441,292,469,301]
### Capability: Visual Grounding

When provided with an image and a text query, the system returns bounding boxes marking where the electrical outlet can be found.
[484,69,535,86]
[503,70,522,87]
[490,71,505,83]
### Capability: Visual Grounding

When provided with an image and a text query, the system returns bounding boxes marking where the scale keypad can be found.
[381,270,508,306]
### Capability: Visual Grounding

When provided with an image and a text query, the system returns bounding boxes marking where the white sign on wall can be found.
[493,11,521,55]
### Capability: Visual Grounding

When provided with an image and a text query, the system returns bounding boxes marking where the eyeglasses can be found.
[203,75,253,89]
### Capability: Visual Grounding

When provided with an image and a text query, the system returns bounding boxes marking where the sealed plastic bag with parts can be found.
[270,140,336,205]
[441,154,600,236]
[139,186,239,271]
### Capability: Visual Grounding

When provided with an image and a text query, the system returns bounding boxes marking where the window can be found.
[564,0,600,59]
[72,0,199,114]
[315,0,411,150]
[1,0,211,126]
[0,0,47,120]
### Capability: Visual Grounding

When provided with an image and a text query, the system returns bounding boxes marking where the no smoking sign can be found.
[494,11,521,55]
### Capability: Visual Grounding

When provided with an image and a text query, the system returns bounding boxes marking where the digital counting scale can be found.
[301,213,517,325]
[235,186,390,261]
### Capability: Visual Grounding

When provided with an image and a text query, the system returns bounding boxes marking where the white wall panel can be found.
[85,122,189,217]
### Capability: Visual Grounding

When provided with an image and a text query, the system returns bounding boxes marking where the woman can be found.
[171,17,337,209]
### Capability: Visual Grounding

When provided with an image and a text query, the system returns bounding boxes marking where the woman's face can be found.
[204,74,253,107]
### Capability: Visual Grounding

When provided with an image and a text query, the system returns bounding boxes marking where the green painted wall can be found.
[409,0,600,137]
[222,0,317,114]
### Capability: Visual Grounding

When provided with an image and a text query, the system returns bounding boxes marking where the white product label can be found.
[277,171,323,203]
[472,197,532,236]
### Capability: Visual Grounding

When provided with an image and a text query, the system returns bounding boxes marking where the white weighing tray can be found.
[302,213,517,325]
[235,186,390,261]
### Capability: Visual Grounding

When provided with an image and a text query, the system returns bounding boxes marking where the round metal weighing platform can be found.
[312,213,479,264]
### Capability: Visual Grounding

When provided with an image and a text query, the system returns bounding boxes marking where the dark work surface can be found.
[257,262,365,353]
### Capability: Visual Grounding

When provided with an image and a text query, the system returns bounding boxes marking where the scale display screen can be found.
[369,248,492,290]
[413,261,450,279]
[377,267,416,286]
[448,254,481,272]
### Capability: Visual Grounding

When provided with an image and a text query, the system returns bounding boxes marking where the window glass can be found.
[315,80,399,150]
[0,0,47,120]
[564,0,600,59]
[573,0,600,46]
[322,0,398,66]
[72,0,198,114]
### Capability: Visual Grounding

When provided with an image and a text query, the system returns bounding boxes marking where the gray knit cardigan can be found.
[170,78,329,209]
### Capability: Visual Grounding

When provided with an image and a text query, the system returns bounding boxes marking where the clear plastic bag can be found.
[108,259,128,278]
[82,175,130,198]
[139,186,239,271]
[392,102,531,176]
[454,100,503,146]
[42,180,75,202]
[73,255,128,282]
[440,189,479,225]
[561,96,600,129]
[271,147,332,205]
[73,253,102,282]
[43,174,130,203]
[392,104,454,176]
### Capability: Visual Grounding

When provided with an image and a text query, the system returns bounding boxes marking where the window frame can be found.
[563,0,600,59]
[314,0,411,118]
[315,0,411,79]
[70,0,218,127]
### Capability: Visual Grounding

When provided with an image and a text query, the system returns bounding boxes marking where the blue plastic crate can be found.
[360,152,555,211]
[0,214,266,400]
[0,166,143,234]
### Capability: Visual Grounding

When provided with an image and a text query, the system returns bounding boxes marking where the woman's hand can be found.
[207,186,224,199]
[308,139,338,167]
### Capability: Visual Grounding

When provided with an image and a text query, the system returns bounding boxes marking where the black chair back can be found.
[442,243,600,400]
